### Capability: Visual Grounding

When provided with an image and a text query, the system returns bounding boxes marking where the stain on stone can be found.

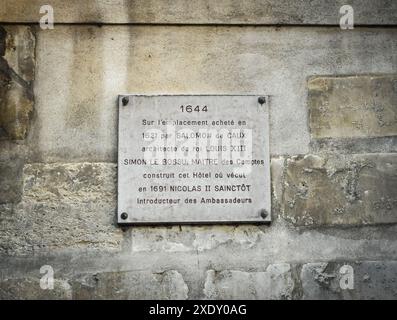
[0,27,6,56]
[0,26,35,140]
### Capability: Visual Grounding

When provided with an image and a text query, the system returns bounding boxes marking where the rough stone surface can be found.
[0,163,122,255]
[23,162,117,202]
[0,269,188,300]
[130,225,264,253]
[0,142,25,204]
[1,0,396,25]
[0,161,23,203]
[0,201,122,255]
[2,260,396,299]
[124,222,397,269]
[203,264,295,299]
[71,270,188,300]
[310,136,397,154]
[301,261,397,300]
[0,277,72,300]
[308,75,397,139]
[0,26,35,140]
[282,154,397,226]
[30,26,396,162]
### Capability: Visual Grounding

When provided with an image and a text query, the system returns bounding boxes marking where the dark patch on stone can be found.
[0,26,35,141]
[0,26,6,57]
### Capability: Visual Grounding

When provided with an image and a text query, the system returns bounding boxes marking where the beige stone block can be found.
[0,162,122,255]
[308,75,397,139]
[282,154,397,226]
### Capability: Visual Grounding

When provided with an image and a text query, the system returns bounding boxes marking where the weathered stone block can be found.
[308,75,397,139]
[301,261,397,300]
[0,277,72,300]
[72,270,188,300]
[130,225,263,253]
[282,154,397,226]
[0,163,122,255]
[0,201,122,255]
[23,162,117,202]
[203,264,295,299]
[0,26,35,140]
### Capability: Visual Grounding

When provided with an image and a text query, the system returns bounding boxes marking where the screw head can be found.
[121,96,129,106]
[120,212,128,220]
[260,209,268,219]
[258,96,266,105]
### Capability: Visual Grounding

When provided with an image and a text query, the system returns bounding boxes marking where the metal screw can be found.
[121,96,129,106]
[260,209,268,219]
[120,212,128,220]
[258,96,266,105]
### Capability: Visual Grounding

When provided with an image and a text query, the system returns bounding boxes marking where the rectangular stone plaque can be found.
[117,95,271,224]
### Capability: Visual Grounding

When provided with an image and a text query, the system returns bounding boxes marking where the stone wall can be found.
[0,1,396,299]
